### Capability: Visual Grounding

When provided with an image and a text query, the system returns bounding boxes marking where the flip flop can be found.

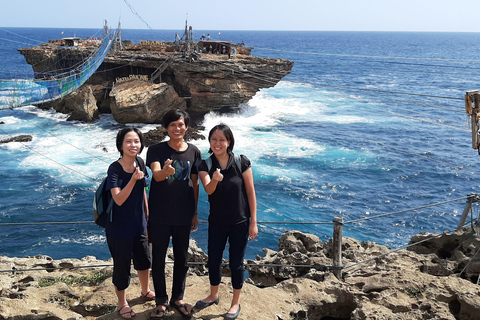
[170,301,193,319]
[140,290,156,301]
[149,305,168,319]
[117,305,136,319]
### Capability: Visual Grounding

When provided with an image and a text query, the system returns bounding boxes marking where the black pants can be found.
[207,221,249,290]
[107,230,151,291]
[149,223,191,306]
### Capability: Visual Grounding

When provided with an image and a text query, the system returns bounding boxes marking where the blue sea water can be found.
[1,27,480,261]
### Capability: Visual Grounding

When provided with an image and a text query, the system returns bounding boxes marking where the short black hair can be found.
[116,127,145,156]
[208,123,235,155]
[162,109,190,128]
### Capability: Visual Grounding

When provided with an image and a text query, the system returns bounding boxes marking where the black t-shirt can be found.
[105,159,148,239]
[198,153,251,225]
[146,142,201,226]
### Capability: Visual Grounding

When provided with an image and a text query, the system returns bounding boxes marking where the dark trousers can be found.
[149,223,191,306]
[207,221,249,290]
[107,230,151,291]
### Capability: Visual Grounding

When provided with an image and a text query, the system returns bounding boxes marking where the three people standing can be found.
[104,112,257,320]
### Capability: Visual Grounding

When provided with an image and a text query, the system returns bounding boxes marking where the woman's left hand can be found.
[249,222,258,241]
[132,167,144,181]
[191,214,199,232]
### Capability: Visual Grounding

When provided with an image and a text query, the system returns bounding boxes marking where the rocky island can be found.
[1,229,480,319]
[17,33,294,128]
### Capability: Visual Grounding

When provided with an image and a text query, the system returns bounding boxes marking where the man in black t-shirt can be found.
[146,110,201,319]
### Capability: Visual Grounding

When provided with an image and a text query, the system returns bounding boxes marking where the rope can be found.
[459,246,480,279]
[343,196,469,224]
[0,260,339,274]
[257,47,480,64]
[359,136,478,174]
[343,230,448,271]
[0,195,470,227]
[123,0,155,30]
[0,220,333,227]
[319,60,480,78]
[358,104,469,131]
[0,127,100,181]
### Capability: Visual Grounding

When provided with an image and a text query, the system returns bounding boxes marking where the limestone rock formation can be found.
[38,85,99,122]
[109,80,186,124]
[18,41,293,125]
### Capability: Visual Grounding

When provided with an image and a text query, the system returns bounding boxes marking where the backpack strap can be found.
[233,154,242,174]
[135,156,149,178]
[135,156,149,190]
[205,156,213,172]
[205,154,243,178]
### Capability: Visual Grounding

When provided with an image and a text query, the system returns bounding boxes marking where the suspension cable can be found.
[343,196,469,225]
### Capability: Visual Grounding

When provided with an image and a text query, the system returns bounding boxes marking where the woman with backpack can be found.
[194,123,258,320]
[105,127,155,319]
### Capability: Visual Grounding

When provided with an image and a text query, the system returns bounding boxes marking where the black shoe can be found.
[194,297,220,310]
[226,305,241,319]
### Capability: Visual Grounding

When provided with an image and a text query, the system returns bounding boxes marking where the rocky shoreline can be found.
[1,229,480,319]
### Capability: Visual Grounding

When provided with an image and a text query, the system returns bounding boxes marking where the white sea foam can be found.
[1,109,156,185]
[0,116,18,125]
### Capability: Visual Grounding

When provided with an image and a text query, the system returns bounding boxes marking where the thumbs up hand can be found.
[132,167,144,181]
[163,159,175,176]
[213,168,223,181]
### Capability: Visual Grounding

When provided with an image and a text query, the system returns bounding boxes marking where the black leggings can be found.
[207,221,249,290]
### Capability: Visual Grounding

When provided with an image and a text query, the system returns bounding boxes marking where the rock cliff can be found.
[1,229,480,320]
[18,40,294,125]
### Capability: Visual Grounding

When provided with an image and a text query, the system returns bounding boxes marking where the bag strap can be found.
[135,156,149,178]
[205,156,213,172]
[205,154,243,178]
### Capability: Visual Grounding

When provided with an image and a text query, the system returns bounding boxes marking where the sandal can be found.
[170,301,193,319]
[141,290,156,301]
[149,305,168,319]
[117,305,136,319]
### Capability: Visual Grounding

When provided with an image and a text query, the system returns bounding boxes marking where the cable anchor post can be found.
[332,216,344,280]
[456,193,480,231]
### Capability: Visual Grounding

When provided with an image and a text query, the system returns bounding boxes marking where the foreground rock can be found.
[1,230,480,319]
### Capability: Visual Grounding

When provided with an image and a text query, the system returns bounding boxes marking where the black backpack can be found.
[93,158,147,227]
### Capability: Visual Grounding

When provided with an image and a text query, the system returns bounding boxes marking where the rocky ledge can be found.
[1,229,480,320]
[18,40,293,126]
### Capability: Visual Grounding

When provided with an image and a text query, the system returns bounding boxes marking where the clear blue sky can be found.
[1,0,480,32]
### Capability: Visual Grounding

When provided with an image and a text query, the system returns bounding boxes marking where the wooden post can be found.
[457,195,475,231]
[332,216,344,280]
[474,94,479,150]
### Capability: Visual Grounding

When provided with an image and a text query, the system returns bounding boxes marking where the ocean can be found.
[1,27,480,261]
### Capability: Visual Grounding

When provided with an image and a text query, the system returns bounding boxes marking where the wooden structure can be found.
[198,40,232,54]
[465,90,480,152]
